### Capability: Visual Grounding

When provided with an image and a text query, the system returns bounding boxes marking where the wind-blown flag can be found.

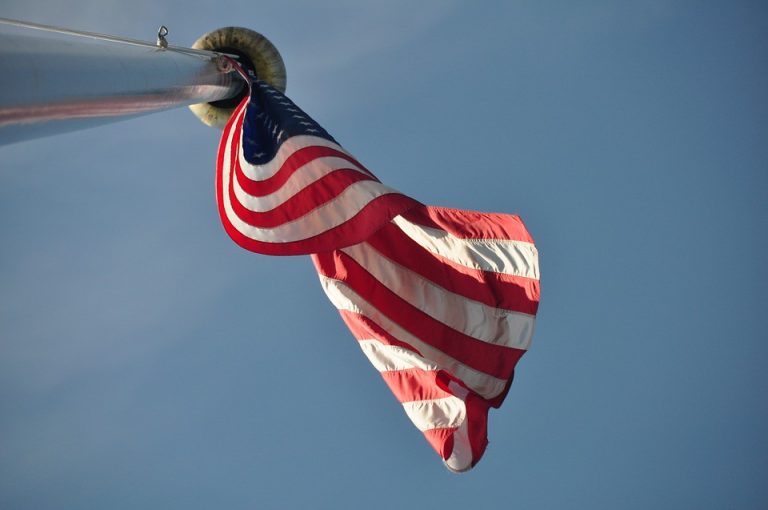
[217,70,540,472]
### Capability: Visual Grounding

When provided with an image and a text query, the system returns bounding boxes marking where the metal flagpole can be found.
[0,19,285,145]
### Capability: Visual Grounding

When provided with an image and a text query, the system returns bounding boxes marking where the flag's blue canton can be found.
[241,80,337,165]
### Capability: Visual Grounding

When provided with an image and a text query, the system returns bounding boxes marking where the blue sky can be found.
[1,2,767,508]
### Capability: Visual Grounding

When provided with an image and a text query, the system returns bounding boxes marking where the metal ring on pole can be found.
[189,27,286,129]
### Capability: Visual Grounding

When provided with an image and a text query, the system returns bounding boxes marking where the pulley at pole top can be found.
[0,20,286,144]
[189,27,287,129]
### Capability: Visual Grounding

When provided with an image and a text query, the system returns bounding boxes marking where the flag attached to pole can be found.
[216,69,540,472]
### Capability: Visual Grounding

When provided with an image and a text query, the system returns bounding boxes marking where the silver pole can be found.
[0,19,245,145]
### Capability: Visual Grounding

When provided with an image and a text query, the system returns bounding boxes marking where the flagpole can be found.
[0,20,284,145]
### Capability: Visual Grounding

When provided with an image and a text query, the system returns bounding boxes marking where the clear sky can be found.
[1,2,767,508]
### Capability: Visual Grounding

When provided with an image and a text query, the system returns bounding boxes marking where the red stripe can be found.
[312,250,525,379]
[216,98,246,220]
[332,253,525,408]
[379,368,453,403]
[346,310,504,407]
[339,310,426,355]
[335,311,474,464]
[218,191,419,255]
[342,308,492,466]
[228,168,376,228]
[337,293,497,467]
[422,428,455,460]
[402,206,535,243]
[235,144,377,196]
[365,220,540,315]
[341,310,512,407]
[464,392,490,468]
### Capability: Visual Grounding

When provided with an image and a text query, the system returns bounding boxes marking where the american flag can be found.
[217,74,540,472]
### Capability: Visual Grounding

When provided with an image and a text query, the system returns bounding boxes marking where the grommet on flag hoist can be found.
[188,27,286,129]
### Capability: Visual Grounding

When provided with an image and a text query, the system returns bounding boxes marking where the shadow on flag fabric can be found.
[216,68,540,472]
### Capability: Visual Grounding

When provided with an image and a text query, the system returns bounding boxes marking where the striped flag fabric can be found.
[217,71,540,472]
[217,79,419,255]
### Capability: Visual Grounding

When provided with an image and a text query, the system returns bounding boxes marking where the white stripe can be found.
[237,134,360,181]
[232,156,372,212]
[221,115,401,243]
[392,216,540,280]
[318,275,508,400]
[225,180,401,243]
[443,382,473,472]
[402,397,466,431]
[359,339,473,468]
[358,339,438,373]
[342,243,535,350]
